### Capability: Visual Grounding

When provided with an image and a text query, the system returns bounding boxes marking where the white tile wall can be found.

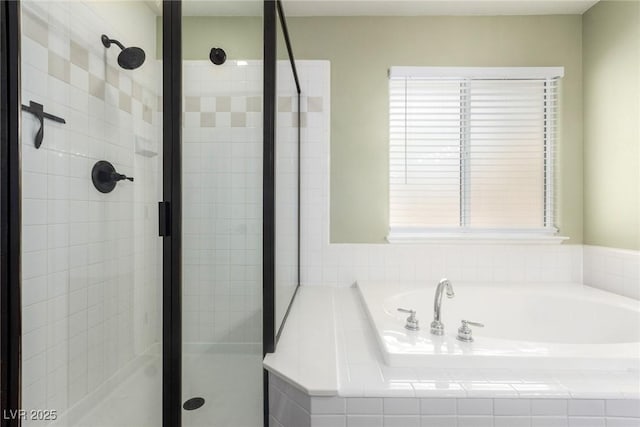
[275,62,301,335]
[181,60,263,345]
[584,245,640,300]
[269,374,640,427]
[20,0,161,422]
[270,373,640,427]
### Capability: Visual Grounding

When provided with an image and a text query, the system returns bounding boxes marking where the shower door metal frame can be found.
[263,2,301,423]
[263,0,302,355]
[0,2,22,426]
[263,0,277,356]
[274,0,301,345]
[161,1,182,426]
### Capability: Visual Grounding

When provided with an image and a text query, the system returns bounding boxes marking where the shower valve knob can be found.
[92,160,134,193]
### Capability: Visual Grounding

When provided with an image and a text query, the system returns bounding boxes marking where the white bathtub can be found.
[357,281,640,370]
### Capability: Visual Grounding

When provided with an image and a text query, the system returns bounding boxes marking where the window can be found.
[388,67,564,242]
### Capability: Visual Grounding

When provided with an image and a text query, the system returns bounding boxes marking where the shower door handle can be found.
[159,201,170,237]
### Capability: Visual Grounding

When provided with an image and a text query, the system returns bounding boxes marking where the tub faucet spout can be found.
[430,278,455,335]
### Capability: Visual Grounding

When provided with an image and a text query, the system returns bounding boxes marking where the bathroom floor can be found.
[73,351,263,427]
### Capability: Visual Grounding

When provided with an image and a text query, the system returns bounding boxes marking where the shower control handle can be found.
[397,308,420,331]
[92,160,134,193]
[111,172,134,182]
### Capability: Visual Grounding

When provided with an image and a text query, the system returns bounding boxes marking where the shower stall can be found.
[0,0,300,425]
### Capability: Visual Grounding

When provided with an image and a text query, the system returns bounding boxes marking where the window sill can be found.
[386,232,569,245]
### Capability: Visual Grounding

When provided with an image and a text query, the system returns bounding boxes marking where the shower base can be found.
[53,346,262,427]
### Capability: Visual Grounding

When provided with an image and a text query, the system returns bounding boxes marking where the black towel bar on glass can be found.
[21,101,66,149]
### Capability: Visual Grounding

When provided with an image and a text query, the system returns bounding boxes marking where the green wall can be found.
[171,15,585,244]
[289,16,583,243]
[583,1,640,251]
[157,16,263,59]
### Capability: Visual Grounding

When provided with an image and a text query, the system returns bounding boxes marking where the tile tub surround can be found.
[584,245,640,300]
[21,0,161,423]
[269,378,640,427]
[263,286,640,426]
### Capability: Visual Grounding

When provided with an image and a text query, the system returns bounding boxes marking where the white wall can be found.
[20,0,161,421]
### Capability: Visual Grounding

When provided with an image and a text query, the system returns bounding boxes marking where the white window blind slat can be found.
[389,68,561,236]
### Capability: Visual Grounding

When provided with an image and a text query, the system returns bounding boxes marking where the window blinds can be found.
[389,67,563,237]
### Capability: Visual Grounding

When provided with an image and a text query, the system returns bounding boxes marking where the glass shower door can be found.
[19,1,163,425]
[180,2,264,426]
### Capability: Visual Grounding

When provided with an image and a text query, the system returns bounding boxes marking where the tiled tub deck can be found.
[264,287,640,427]
[270,374,640,427]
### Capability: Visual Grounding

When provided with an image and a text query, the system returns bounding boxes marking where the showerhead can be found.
[209,47,226,65]
[117,47,146,70]
[101,34,146,70]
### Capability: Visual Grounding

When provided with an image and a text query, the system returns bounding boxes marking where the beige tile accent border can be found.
[200,112,216,128]
[89,74,105,99]
[70,40,89,71]
[106,65,119,88]
[231,112,247,128]
[292,112,307,128]
[216,96,231,112]
[307,96,323,112]
[278,96,292,113]
[132,82,143,102]
[48,51,70,83]
[119,91,132,114]
[185,96,200,112]
[22,9,48,48]
[247,96,262,112]
[143,105,153,124]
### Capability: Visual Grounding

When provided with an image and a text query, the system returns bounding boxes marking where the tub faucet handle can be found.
[397,308,420,331]
[457,320,484,343]
[463,320,484,328]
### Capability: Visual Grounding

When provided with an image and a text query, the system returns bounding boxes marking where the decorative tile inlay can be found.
[216,96,231,112]
[89,74,105,99]
[247,96,262,112]
[200,112,216,128]
[48,51,70,83]
[119,91,131,113]
[278,96,292,112]
[231,112,246,127]
[143,105,153,124]
[22,10,48,48]
[185,96,200,112]
[70,40,88,71]
[292,112,307,128]
[307,96,323,112]
[132,82,143,102]
[106,65,119,88]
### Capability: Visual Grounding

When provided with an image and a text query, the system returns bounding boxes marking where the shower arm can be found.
[101,35,125,51]
[108,39,125,50]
